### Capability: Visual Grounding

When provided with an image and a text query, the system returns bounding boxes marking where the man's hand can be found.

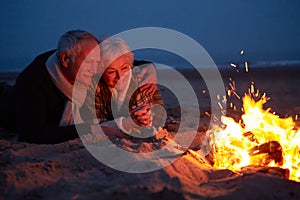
[135,64,158,96]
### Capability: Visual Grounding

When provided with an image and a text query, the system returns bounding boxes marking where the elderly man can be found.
[0,30,158,144]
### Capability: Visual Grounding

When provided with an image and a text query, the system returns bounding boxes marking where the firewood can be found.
[249,141,283,165]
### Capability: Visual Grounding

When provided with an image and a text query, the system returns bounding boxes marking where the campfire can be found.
[207,84,300,182]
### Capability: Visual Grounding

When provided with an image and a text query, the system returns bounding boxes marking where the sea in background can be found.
[1,58,300,89]
[1,48,300,86]
[1,50,300,73]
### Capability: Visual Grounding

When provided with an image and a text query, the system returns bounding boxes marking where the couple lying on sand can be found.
[0,30,166,144]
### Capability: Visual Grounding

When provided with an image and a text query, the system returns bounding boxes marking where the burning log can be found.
[249,141,283,165]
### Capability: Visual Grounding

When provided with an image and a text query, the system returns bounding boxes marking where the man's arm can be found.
[16,88,88,144]
[132,61,166,129]
[133,60,158,96]
[15,74,90,144]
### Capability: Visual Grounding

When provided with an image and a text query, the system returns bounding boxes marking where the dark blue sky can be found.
[0,0,300,71]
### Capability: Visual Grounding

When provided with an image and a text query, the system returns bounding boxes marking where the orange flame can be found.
[210,93,300,182]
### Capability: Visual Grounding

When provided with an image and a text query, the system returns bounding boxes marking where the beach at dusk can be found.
[1,1,300,199]
[1,63,300,199]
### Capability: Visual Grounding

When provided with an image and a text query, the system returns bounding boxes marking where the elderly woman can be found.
[82,37,164,134]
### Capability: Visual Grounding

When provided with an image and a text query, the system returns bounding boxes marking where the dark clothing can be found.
[0,50,90,144]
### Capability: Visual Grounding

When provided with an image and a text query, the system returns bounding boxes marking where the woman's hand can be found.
[130,104,152,127]
[135,64,158,96]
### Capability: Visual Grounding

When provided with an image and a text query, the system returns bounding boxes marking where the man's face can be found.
[68,39,101,86]
[102,54,132,90]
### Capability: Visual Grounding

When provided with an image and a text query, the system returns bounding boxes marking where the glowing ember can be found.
[245,61,249,72]
[209,91,300,182]
[230,63,237,68]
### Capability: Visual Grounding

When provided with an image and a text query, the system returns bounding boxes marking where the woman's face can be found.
[102,54,132,89]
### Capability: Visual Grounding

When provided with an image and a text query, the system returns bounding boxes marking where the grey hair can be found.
[100,37,134,68]
[57,30,99,57]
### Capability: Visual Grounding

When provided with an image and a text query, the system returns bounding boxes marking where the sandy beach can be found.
[1,64,300,199]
